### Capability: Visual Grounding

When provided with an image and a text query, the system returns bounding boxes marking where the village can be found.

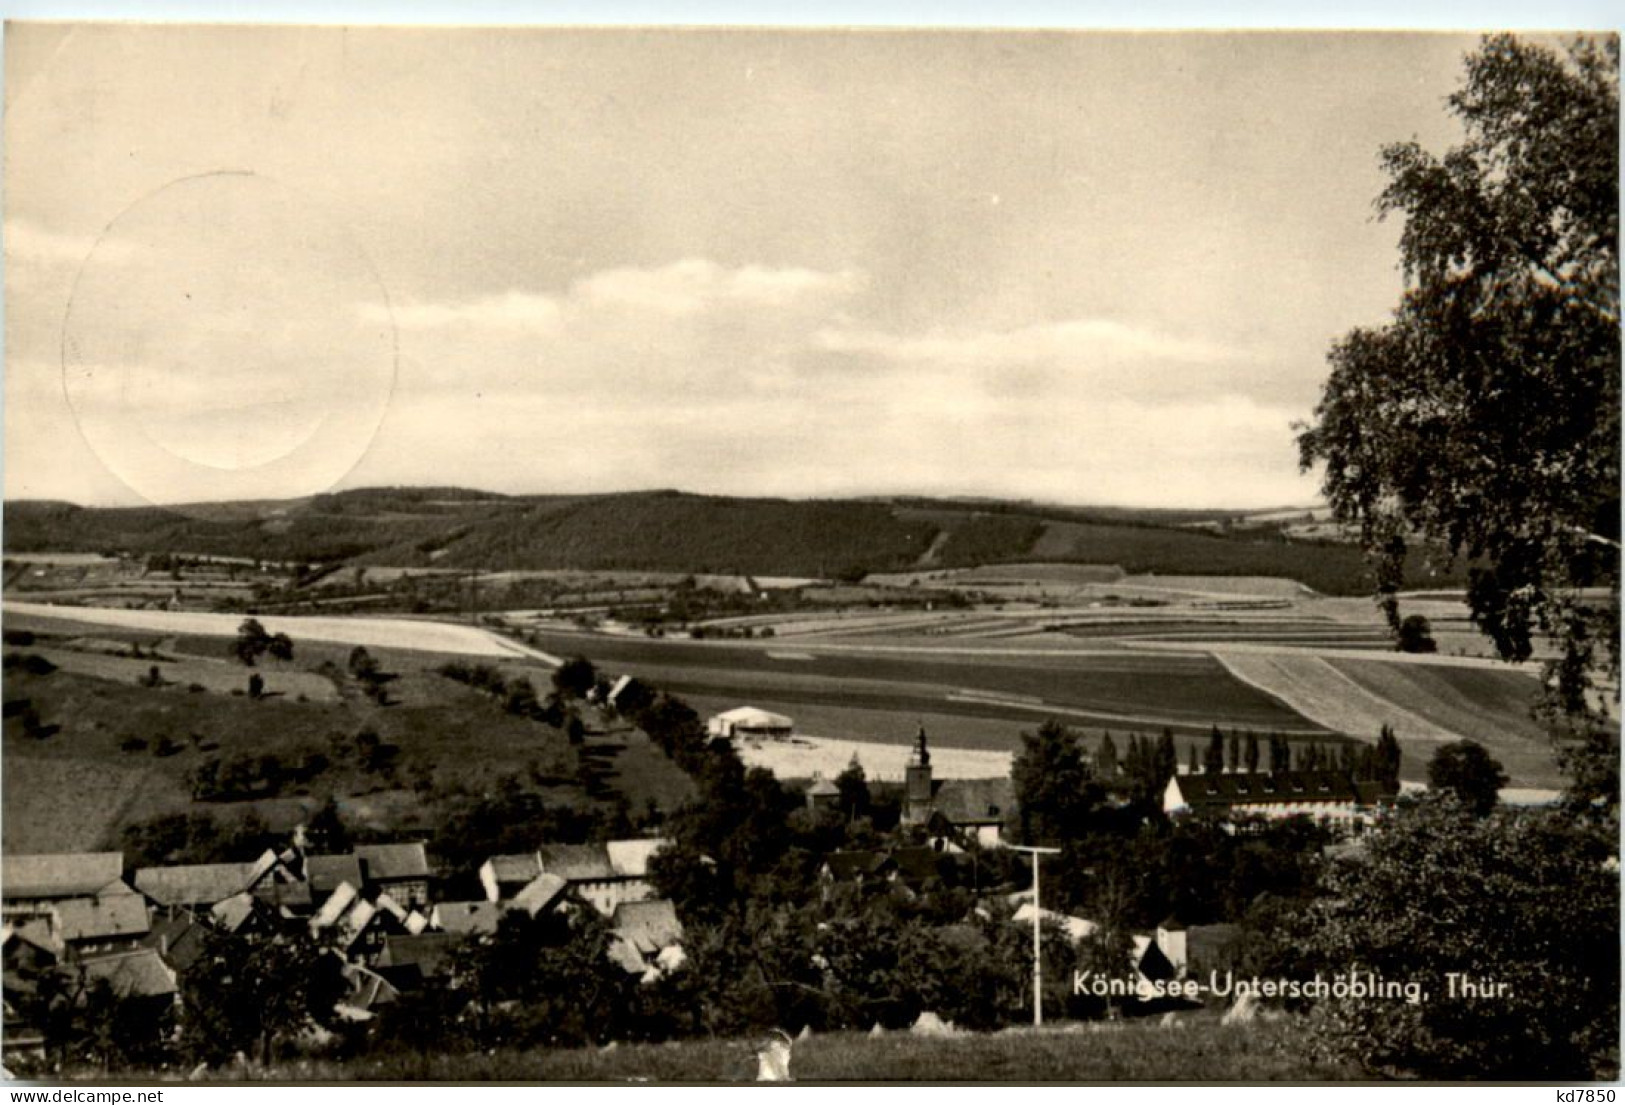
[1,676,1412,1074]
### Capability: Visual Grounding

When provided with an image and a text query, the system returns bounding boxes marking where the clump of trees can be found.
[439,660,572,729]
[232,619,294,667]
[187,743,331,801]
[347,646,397,703]
[1396,615,1437,654]
[1426,739,1508,815]
[4,651,58,676]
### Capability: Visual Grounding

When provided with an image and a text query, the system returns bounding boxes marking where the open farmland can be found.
[1116,574,1318,599]
[7,489,1468,596]
[1211,651,1561,788]
[1325,657,1557,787]
[4,600,540,659]
[525,627,1326,739]
[24,644,341,701]
[1214,652,1462,749]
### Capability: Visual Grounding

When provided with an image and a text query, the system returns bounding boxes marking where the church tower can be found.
[903,723,934,825]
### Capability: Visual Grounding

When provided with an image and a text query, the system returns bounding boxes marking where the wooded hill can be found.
[4,488,1463,595]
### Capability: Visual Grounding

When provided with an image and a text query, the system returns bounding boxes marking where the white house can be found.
[706,706,794,740]
[1163,768,1393,827]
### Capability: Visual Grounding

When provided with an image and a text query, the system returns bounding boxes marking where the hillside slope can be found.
[5,488,1465,595]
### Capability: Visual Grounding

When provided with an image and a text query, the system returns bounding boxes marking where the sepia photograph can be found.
[0,15,1619,1086]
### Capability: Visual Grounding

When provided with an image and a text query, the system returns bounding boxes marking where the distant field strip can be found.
[1127,638,1529,670]
[3,601,539,659]
[1324,657,1562,789]
[1117,575,1317,598]
[1215,652,1461,745]
[1327,658,1548,743]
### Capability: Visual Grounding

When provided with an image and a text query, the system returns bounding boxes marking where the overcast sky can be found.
[5,25,1492,508]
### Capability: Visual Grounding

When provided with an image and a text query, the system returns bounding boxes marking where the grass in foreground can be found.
[213,1014,1360,1083]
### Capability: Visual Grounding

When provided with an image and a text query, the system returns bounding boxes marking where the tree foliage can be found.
[552,656,598,701]
[1396,614,1437,654]
[1427,739,1510,815]
[1294,797,1618,1079]
[1296,35,1620,796]
[1010,718,1102,845]
[178,928,345,1066]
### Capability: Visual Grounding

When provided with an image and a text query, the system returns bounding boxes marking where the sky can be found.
[2,24,1525,509]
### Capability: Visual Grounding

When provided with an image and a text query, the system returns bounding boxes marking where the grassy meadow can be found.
[200,1015,1359,1083]
[1,614,694,855]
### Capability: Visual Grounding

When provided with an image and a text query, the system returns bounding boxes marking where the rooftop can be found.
[537,844,616,882]
[610,899,683,955]
[606,839,667,879]
[134,863,257,908]
[355,843,431,882]
[433,900,503,936]
[931,777,1016,825]
[710,706,793,729]
[485,853,544,886]
[55,894,151,943]
[511,873,569,917]
[1172,769,1370,807]
[79,948,177,999]
[3,853,125,902]
[305,854,364,895]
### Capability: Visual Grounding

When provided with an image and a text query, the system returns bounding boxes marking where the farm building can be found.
[2,853,128,917]
[351,843,433,908]
[479,839,666,917]
[309,882,432,964]
[1162,768,1395,826]
[376,933,466,992]
[430,900,505,937]
[706,706,794,740]
[819,847,953,898]
[54,892,151,960]
[135,860,269,912]
[478,853,546,902]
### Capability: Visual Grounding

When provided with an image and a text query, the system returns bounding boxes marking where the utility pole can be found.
[1009,844,1062,1027]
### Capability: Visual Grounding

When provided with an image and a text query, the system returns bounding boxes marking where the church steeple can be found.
[903,722,934,825]
[909,722,930,768]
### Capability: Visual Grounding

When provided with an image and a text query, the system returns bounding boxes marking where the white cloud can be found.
[375,259,868,402]
[576,259,865,315]
[373,290,564,333]
[374,259,865,333]
[817,316,1240,369]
